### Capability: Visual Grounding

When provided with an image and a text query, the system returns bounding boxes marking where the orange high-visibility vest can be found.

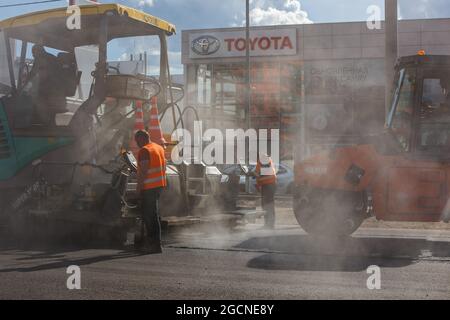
[255,158,277,187]
[139,143,167,190]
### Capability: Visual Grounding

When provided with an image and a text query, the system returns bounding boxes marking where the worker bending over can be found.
[135,130,167,254]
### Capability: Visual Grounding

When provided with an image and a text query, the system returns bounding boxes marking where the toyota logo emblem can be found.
[192,36,221,56]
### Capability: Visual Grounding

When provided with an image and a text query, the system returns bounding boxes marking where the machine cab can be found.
[381,54,450,222]
[387,54,450,159]
[0,4,176,183]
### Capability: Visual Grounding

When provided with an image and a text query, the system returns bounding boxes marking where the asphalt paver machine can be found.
[0,4,183,243]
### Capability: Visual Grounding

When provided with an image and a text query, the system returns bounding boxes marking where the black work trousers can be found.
[141,187,162,245]
[261,184,276,228]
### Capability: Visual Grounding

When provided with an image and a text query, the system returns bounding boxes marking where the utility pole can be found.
[245,0,250,132]
[385,0,398,116]
[245,0,251,193]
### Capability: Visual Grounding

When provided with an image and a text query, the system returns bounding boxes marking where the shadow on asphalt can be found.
[246,253,413,272]
[0,238,145,273]
[0,251,143,274]
[237,234,450,272]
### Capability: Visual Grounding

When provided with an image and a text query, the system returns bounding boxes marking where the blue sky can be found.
[1,0,450,74]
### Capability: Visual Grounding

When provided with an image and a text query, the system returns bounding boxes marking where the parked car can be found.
[221,163,294,195]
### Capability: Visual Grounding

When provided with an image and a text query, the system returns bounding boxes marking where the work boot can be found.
[140,240,162,254]
[142,245,162,255]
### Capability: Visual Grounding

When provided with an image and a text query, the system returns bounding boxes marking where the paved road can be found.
[0,224,449,299]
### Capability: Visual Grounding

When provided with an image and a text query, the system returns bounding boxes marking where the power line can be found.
[0,0,64,9]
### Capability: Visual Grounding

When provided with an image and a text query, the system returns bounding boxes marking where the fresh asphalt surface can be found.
[0,223,449,300]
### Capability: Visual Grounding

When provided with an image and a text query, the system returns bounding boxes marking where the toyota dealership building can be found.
[181,19,450,161]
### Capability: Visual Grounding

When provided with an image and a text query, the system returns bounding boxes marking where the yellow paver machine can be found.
[0,4,199,244]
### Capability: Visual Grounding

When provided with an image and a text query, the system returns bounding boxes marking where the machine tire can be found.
[293,186,366,237]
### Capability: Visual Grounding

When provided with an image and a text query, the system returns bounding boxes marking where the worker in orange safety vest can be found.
[135,130,167,254]
[253,153,277,229]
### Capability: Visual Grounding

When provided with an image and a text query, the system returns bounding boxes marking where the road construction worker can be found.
[253,153,277,229]
[29,45,65,126]
[135,130,167,254]
[30,45,58,82]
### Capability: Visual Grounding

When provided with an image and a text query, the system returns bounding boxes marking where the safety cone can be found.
[129,100,145,157]
[147,96,167,147]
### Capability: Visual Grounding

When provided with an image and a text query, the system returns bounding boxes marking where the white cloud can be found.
[248,0,312,26]
[135,0,155,8]
[118,53,129,61]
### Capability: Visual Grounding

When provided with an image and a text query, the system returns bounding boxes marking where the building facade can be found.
[182,19,450,162]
